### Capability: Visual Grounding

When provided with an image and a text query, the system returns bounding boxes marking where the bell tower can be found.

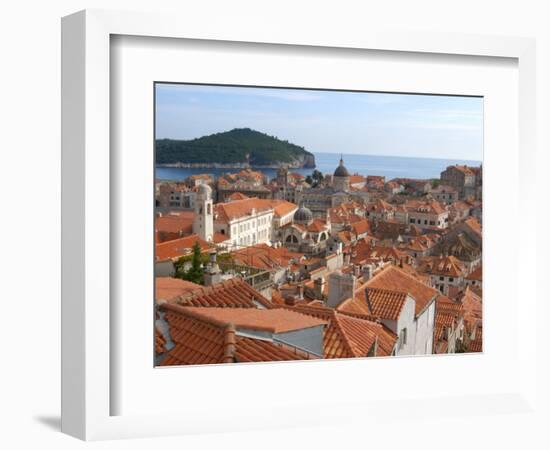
[193,184,214,242]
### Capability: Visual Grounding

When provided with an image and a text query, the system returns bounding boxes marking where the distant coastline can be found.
[155,151,481,182]
[155,161,313,169]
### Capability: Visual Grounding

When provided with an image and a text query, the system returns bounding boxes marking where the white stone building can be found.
[214,198,274,249]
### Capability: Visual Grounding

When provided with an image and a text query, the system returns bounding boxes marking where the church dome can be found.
[294,204,313,224]
[333,157,350,177]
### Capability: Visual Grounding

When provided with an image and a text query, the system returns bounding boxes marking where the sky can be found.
[155,83,483,161]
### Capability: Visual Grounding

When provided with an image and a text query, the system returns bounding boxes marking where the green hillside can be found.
[155,128,316,167]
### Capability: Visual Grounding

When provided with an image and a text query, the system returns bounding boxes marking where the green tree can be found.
[312,169,324,183]
[176,241,204,284]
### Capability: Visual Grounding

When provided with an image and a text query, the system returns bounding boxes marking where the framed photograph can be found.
[62,9,538,441]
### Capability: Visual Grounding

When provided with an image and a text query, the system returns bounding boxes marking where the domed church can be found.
[333,156,351,192]
[280,203,332,255]
[295,156,369,216]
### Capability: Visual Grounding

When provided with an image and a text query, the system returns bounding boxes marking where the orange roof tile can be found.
[172,278,274,309]
[231,243,302,270]
[338,287,409,321]
[466,265,482,281]
[281,303,397,358]
[155,235,210,261]
[468,326,483,352]
[179,307,327,333]
[404,199,447,215]
[226,192,250,201]
[155,277,203,302]
[350,219,371,236]
[460,286,482,321]
[418,255,466,278]
[159,305,317,365]
[155,327,167,354]
[364,265,439,316]
[269,199,299,218]
[463,217,482,238]
[214,198,273,222]
[155,211,194,235]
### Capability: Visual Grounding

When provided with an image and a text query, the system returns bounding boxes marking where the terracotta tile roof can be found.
[350,219,371,236]
[159,305,317,365]
[468,326,483,352]
[338,287,409,321]
[155,277,203,302]
[460,286,482,321]
[231,243,302,270]
[349,175,366,184]
[269,199,299,218]
[337,231,354,246]
[434,295,464,352]
[450,165,475,176]
[213,232,230,244]
[386,181,401,189]
[463,217,482,238]
[214,198,274,222]
[367,199,394,212]
[172,278,274,309]
[403,199,447,215]
[155,235,211,261]
[226,192,250,201]
[281,303,397,358]
[179,306,327,333]
[307,219,329,233]
[234,337,317,362]
[466,265,482,281]
[155,326,167,354]
[418,255,466,278]
[160,305,233,365]
[155,211,194,236]
[364,265,438,316]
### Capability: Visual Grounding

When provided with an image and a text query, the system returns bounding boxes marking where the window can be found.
[409,218,414,224]
[399,328,407,349]
[439,276,444,281]
[449,277,454,282]
[424,220,428,225]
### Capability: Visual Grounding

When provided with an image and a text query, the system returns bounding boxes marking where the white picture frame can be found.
[61,9,538,441]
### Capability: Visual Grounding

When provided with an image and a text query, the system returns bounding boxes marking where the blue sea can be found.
[156,152,481,182]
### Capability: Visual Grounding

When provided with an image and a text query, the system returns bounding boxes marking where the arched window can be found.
[286,235,298,244]
[319,232,327,241]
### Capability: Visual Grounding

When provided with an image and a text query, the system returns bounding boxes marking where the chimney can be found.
[204,250,222,286]
[297,284,304,300]
[327,271,356,308]
[314,277,325,300]
[284,295,296,306]
[362,265,373,282]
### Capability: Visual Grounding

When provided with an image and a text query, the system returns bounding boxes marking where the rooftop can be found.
[155,277,202,302]
[159,305,317,365]
[172,277,274,309]
[178,306,327,333]
[155,235,210,261]
[364,264,439,316]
